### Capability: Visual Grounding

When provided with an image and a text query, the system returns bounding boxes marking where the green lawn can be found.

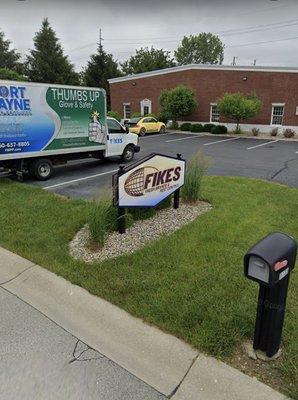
[0,176,297,398]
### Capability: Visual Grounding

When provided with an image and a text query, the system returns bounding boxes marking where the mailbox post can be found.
[244,232,297,358]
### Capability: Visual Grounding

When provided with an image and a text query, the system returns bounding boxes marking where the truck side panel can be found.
[0,81,107,162]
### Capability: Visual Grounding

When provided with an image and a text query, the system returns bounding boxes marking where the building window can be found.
[123,103,131,119]
[140,99,152,116]
[271,104,284,125]
[210,103,220,122]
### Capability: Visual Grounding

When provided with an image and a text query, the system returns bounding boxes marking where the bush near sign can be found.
[115,153,185,208]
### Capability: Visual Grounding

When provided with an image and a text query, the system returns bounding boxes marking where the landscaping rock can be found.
[70,201,212,263]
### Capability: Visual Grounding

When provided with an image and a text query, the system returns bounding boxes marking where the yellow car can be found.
[128,117,166,136]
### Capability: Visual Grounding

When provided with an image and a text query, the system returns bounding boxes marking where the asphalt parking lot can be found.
[12,132,298,199]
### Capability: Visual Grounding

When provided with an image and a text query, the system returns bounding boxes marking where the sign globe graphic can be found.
[0,86,9,98]
[124,168,145,197]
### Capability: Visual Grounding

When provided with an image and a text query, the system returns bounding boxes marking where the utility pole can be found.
[99,28,104,51]
[232,56,238,66]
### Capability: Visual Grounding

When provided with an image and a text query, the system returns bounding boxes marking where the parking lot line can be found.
[166,135,202,143]
[44,169,118,190]
[247,140,279,150]
[142,132,177,139]
[203,137,240,146]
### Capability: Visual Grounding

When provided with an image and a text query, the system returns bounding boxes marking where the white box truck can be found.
[0,81,140,180]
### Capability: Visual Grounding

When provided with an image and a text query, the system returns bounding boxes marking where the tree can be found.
[25,18,79,85]
[217,92,262,132]
[0,67,27,81]
[121,47,175,75]
[83,45,121,109]
[175,33,224,65]
[159,86,197,122]
[0,31,23,72]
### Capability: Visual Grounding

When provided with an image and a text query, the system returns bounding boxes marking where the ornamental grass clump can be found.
[182,151,211,204]
[89,198,117,247]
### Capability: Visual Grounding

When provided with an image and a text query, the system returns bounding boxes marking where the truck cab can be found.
[106,117,140,162]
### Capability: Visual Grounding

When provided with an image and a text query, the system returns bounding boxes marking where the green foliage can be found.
[131,112,142,118]
[210,125,228,134]
[0,68,27,81]
[181,151,211,203]
[89,198,117,246]
[169,121,179,130]
[128,207,156,221]
[217,92,262,130]
[107,110,121,121]
[0,178,297,398]
[203,123,216,132]
[0,31,23,73]
[175,33,224,65]
[121,46,175,75]
[156,195,172,210]
[159,85,197,122]
[283,128,295,138]
[190,123,204,132]
[83,44,121,108]
[180,123,192,131]
[25,18,79,85]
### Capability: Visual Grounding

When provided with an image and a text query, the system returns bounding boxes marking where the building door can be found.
[140,99,152,116]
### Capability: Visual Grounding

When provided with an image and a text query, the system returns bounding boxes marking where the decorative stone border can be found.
[70,201,212,263]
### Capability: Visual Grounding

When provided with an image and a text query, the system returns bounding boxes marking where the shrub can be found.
[181,151,211,204]
[129,207,156,221]
[180,123,192,131]
[89,199,117,246]
[283,128,295,138]
[156,195,172,210]
[157,112,168,124]
[233,126,243,135]
[210,125,228,134]
[132,112,142,118]
[169,121,179,130]
[203,123,216,132]
[107,110,121,121]
[190,123,204,132]
[270,127,279,137]
[252,127,260,136]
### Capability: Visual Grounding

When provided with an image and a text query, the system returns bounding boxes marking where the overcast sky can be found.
[1,0,298,71]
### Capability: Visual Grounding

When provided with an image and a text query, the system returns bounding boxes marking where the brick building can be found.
[108,64,298,132]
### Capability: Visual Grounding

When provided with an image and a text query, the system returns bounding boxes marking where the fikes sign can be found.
[116,153,185,207]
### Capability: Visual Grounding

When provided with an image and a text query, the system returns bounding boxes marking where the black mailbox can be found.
[244,232,297,287]
[244,232,297,358]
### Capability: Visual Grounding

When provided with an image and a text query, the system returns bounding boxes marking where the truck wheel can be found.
[121,146,135,162]
[30,159,53,181]
[139,128,146,137]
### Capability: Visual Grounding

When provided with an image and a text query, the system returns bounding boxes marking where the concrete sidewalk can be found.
[0,246,289,399]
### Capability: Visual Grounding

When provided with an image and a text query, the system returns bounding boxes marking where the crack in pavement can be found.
[69,339,104,364]
[269,157,298,181]
[0,264,34,286]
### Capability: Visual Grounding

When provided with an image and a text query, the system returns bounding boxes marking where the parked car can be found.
[127,117,166,136]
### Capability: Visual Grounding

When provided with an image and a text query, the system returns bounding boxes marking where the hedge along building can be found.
[108,64,298,133]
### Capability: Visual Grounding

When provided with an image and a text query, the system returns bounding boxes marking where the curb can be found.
[0,247,290,399]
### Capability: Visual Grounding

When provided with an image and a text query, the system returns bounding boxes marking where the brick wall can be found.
[110,69,298,127]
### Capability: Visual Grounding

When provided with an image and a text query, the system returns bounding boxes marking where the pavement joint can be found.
[168,353,199,399]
